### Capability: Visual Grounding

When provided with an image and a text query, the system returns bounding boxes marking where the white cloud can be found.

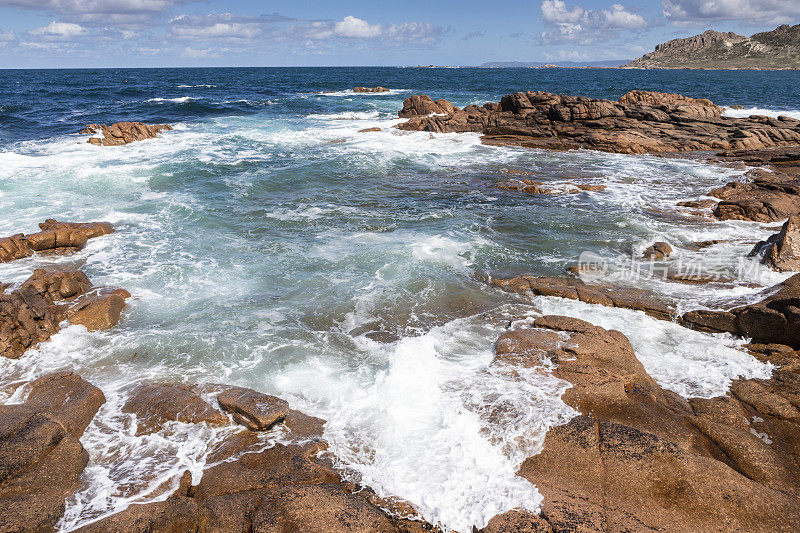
[539,0,650,44]
[333,15,380,38]
[0,0,196,26]
[182,46,218,58]
[169,13,282,39]
[29,21,86,40]
[663,0,800,26]
[292,15,445,47]
[0,29,15,41]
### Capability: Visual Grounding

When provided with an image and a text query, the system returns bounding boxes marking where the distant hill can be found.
[624,24,800,70]
[480,60,629,68]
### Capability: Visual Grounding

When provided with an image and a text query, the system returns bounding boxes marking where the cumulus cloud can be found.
[292,15,445,47]
[662,0,800,26]
[29,21,86,40]
[334,15,381,38]
[539,0,650,44]
[169,13,288,40]
[0,0,197,26]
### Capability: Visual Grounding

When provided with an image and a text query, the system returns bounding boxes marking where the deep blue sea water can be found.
[0,67,797,531]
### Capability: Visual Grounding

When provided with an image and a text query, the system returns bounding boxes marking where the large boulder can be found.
[681,273,800,347]
[751,214,800,271]
[122,383,228,435]
[208,384,290,431]
[82,122,173,146]
[0,372,105,532]
[495,317,800,531]
[66,288,130,331]
[398,95,455,118]
[0,268,127,359]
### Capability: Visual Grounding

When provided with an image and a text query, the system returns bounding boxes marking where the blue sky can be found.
[0,0,797,68]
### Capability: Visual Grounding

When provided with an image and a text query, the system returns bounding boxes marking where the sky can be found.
[0,0,798,68]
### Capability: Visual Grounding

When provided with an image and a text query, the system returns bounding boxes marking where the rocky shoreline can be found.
[2,89,800,531]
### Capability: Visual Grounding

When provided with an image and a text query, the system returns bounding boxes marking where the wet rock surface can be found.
[353,86,389,93]
[0,268,128,359]
[491,275,677,321]
[751,214,800,270]
[397,90,800,154]
[398,94,456,118]
[681,273,800,348]
[81,122,173,146]
[495,316,800,532]
[0,219,114,263]
[0,372,104,532]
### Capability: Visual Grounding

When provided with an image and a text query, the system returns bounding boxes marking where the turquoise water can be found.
[0,67,795,531]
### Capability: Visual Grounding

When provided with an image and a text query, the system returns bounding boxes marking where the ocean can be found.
[0,67,798,531]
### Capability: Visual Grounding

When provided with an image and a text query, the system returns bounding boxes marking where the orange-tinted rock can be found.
[0,220,114,262]
[211,384,289,431]
[353,86,390,93]
[74,497,200,533]
[751,214,800,271]
[398,95,455,118]
[66,290,128,331]
[82,122,173,146]
[397,90,800,155]
[122,383,228,435]
[0,372,105,532]
[642,241,672,260]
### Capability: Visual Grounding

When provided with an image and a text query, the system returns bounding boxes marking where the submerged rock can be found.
[491,275,677,321]
[81,122,173,146]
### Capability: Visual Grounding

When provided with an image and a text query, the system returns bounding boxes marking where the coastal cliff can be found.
[624,24,800,70]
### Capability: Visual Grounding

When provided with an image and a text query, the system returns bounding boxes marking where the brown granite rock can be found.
[66,289,129,331]
[642,241,672,260]
[210,384,290,431]
[0,372,105,532]
[681,273,800,347]
[82,122,173,146]
[353,86,390,93]
[495,317,800,532]
[0,234,32,263]
[192,443,338,501]
[358,127,381,133]
[0,269,94,359]
[398,95,455,118]
[0,219,114,262]
[490,275,677,320]
[397,90,800,155]
[751,214,800,271]
[123,383,228,435]
[709,169,800,222]
[248,483,402,532]
[74,497,200,533]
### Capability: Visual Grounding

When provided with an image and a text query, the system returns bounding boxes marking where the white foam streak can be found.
[276,313,575,532]
[530,296,773,398]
